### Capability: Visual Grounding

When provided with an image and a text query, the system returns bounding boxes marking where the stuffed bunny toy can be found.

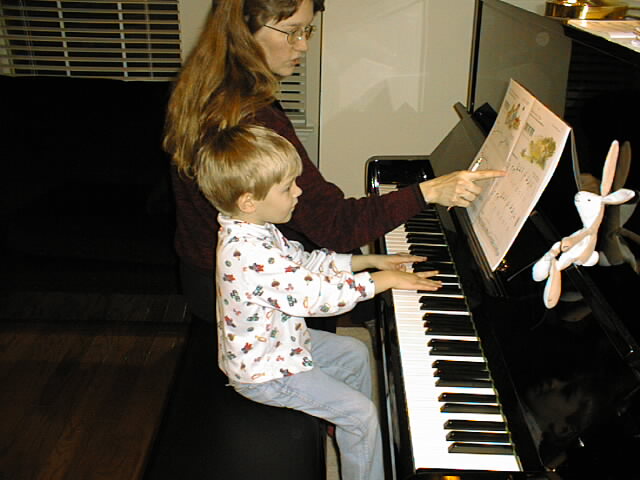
[532,140,636,309]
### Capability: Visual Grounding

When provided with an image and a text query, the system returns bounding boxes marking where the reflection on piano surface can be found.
[367,116,640,479]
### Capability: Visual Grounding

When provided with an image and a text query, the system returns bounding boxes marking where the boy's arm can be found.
[280,236,354,275]
[370,270,441,294]
[351,253,426,272]
[221,229,441,319]
[222,237,373,318]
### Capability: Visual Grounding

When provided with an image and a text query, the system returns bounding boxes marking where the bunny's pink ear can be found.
[613,141,632,191]
[543,258,562,309]
[603,189,636,206]
[600,140,619,197]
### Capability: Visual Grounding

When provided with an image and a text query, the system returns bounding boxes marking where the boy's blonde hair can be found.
[194,125,302,215]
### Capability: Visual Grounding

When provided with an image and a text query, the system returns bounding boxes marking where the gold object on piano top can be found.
[545,0,629,19]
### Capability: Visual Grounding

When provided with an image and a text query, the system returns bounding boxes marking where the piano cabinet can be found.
[375,2,640,478]
[368,153,640,480]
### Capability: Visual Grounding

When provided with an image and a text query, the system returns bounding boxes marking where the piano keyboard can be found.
[379,184,521,472]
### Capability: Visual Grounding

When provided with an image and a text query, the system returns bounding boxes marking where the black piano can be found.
[367,2,640,478]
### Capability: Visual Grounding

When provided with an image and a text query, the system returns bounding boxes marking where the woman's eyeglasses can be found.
[263,24,316,45]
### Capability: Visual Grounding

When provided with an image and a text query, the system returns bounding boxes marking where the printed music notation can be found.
[467,79,571,271]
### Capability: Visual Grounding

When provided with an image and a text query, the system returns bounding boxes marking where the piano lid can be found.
[483,264,640,477]
[424,102,640,477]
[427,102,494,178]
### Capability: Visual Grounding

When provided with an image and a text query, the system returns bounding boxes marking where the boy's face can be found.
[251,174,302,225]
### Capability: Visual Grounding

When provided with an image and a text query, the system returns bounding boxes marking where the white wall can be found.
[319,0,476,198]
[180,0,211,61]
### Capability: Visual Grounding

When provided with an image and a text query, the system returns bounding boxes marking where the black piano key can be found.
[406,222,441,232]
[420,296,467,311]
[414,261,456,275]
[404,218,440,227]
[428,339,482,356]
[449,442,515,455]
[412,255,452,264]
[410,209,438,216]
[406,217,440,226]
[423,313,470,323]
[440,403,501,414]
[405,230,447,244]
[426,324,475,336]
[444,419,506,431]
[432,360,487,374]
[435,367,490,380]
[426,322,474,335]
[412,210,438,219]
[438,392,498,404]
[409,246,450,261]
[424,318,474,335]
[446,430,511,443]
[426,275,458,283]
[404,223,442,234]
[406,217,439,226]
[419,294,465,305]
[436,378,494,388]
[425,319,474,331]
[406,233,445,243]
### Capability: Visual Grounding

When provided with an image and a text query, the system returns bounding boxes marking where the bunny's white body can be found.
[532,141,635,308]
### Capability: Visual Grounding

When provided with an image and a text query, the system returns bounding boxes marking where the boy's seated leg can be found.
[233,329,384,480]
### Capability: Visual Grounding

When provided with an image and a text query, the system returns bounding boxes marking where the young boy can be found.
[194,125,442,480]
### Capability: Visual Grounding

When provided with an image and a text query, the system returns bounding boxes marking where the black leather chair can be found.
[146,318,326,480]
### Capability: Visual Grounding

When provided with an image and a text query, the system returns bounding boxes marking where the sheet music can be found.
[567,20,640,54]
[467,79,571,271]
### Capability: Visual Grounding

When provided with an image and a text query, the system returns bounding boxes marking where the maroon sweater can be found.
[171,101,426,271]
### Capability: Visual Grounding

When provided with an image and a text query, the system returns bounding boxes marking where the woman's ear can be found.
[236,192,256,214]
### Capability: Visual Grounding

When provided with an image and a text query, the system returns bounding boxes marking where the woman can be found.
[164,0,502,325]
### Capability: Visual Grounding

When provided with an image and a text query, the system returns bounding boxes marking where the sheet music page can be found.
[467,79,571,271]
[567,20,640,54]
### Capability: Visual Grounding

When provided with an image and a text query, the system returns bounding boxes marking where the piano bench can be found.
[145,318,327,480]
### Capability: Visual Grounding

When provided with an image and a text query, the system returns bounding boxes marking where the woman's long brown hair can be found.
[164,0,324,175]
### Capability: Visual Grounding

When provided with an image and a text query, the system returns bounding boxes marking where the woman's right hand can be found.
[419,169,506,208]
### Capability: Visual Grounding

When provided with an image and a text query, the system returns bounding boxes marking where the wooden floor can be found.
[0,291,188,324]
[0,293,188,480]
[0,290,362,480]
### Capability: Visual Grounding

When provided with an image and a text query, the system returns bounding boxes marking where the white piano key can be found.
[379,184,522,473]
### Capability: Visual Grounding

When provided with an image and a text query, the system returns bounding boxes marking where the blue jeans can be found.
[233,328,384,480]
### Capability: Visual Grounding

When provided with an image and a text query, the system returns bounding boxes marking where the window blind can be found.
[0,0,319,149]
[0,0,181,81]
[279,61,307,125]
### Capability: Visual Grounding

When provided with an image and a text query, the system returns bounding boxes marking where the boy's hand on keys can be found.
[371,270,442,294]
